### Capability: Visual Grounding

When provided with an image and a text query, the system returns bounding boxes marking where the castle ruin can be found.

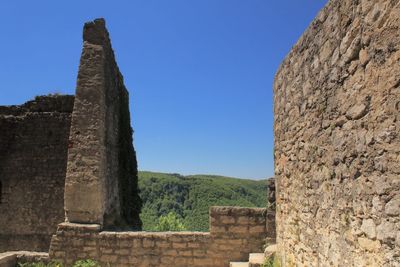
[0,19,273,267]
[0,18,142,252]
[1,0,399,266]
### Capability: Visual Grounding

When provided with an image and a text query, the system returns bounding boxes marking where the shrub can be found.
[261,255,281,267]
[155,212,187,231]
[72,259,100,267]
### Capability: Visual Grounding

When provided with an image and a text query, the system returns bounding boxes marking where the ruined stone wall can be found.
[49,207,270,267]
[64,18,141,229]
[0,251,50,267]
[0,96,74,252]
[274,0,400,266]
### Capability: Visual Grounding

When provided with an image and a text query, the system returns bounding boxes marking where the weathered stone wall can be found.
[0,96,74,252]
[64,18,141,229]
[0,251,50,267]
[274,0,400,266]
[49,206,270,267]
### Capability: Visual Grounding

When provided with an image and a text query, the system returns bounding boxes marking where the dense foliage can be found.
[139,171,268,231]
[155,212,187,231]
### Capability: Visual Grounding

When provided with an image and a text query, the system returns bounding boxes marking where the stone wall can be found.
[64,18,141,229]
[49,206,271,267]
[0,95,74,252]
[274,0,400,266]
[0,251,50,267]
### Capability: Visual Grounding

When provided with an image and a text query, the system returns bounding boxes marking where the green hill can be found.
[138,171,269,231]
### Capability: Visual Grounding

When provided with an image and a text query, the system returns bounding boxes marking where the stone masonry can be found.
[49,207,270,267]
[64,18,141,229]
[0,96,74,252]
[274,0,400,266]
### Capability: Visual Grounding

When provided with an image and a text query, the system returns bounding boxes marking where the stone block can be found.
[172,242,187,249]
[100,254,118,263]
[142,239,154,248]
[358,237,381,252]
[360,219,376,239]
[160,256,174,264]
[249,225,266,234]
[179,249,193,256]
[229,226,248,234]
[116,249,130,256]
[163,249,178,256]
[220,216,236,224]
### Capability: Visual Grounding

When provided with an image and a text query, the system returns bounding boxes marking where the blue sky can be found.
[0,0,327,179]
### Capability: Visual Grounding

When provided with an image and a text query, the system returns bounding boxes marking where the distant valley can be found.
[138,171,270,231]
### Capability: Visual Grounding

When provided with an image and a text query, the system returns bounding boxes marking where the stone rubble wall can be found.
[49,207,272,267]
[274,0,400,266]
[0,96,74,252]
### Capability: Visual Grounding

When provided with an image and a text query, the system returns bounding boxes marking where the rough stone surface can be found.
[385,195,400,216]
[0,251,49,267]
[360,219,376,239]
[274,0,400,266]
[249,253,264,266]
[64,18,141,229]
[0,96,74,252]
[49,206,272,267]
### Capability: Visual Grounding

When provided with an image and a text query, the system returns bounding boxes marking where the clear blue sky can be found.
[0,0,327,179]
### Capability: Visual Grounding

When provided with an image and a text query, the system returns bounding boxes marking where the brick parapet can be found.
[49,206,272,267]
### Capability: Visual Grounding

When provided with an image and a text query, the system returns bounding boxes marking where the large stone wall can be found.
[274,0,400,266]
[0,96,74,252]
[49,207,270,267]
[64,18,141,229]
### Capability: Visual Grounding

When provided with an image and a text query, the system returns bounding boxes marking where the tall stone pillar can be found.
[64,18,141,229]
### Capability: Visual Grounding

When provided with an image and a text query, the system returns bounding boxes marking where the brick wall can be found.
[0,95,74,252]
[49,206,272,267]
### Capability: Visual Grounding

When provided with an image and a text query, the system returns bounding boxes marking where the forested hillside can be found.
[138,171,269,231]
